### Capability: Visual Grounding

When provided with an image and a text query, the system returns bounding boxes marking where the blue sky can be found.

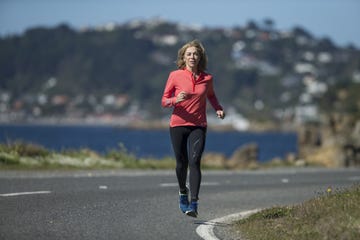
[1,0,359,48]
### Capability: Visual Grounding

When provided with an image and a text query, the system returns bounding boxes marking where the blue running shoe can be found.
[185,201,198,218]
[179,189,189,213]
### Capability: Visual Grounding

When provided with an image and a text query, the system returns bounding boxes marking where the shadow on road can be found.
[193,220,232,227]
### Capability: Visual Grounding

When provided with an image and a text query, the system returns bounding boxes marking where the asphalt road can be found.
[1,168,359,240]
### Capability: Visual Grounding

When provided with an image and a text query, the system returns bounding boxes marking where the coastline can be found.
[0,117,298,133]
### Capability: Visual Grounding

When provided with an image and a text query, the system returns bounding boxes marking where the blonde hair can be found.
[176,40,208,71]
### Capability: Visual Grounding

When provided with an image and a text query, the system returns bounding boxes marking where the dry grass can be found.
[235,185,360,240]
[0,141,178,170]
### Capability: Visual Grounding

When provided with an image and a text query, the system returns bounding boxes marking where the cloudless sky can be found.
[0,0,359,48]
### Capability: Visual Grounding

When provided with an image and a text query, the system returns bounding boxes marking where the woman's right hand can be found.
[176,91,188,103]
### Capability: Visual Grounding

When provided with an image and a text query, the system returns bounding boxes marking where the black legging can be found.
[170,126,207,201]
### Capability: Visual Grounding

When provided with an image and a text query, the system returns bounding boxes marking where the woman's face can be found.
[184,46,200,70]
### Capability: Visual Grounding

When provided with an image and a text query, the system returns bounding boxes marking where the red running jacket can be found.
[161,68,223,127]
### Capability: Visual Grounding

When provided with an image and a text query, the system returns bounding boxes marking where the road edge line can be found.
[0,191,51,197]
[196,209,261,240]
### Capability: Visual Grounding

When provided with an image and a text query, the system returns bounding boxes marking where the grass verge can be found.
[234,185,360,240]
[0,141,177,170]
[0,141,254,170]
[0,140,322,170]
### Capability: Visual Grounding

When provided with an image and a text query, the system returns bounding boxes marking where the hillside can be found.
[0,18,359,129]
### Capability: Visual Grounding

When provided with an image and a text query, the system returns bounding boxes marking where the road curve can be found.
[0,168,359,240]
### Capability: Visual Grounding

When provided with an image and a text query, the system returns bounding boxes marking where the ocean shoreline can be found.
[0,119,298,134]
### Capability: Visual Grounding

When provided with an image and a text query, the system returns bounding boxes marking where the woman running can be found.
[161,39,225,217]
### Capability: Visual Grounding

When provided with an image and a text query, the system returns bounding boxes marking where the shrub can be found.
[0,141,50,157]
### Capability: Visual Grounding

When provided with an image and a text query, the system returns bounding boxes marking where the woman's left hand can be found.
[216,110,225,119]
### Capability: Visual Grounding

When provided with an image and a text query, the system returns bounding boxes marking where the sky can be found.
[1,0,359,48]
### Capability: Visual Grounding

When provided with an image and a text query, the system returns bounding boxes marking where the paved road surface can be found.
[1,168,359,240]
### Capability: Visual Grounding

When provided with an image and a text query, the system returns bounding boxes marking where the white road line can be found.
[196,209,261,240]
[160,182,220,187]
[281,178,289,183]
[0,191,51,197]
[160,183,178,187]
